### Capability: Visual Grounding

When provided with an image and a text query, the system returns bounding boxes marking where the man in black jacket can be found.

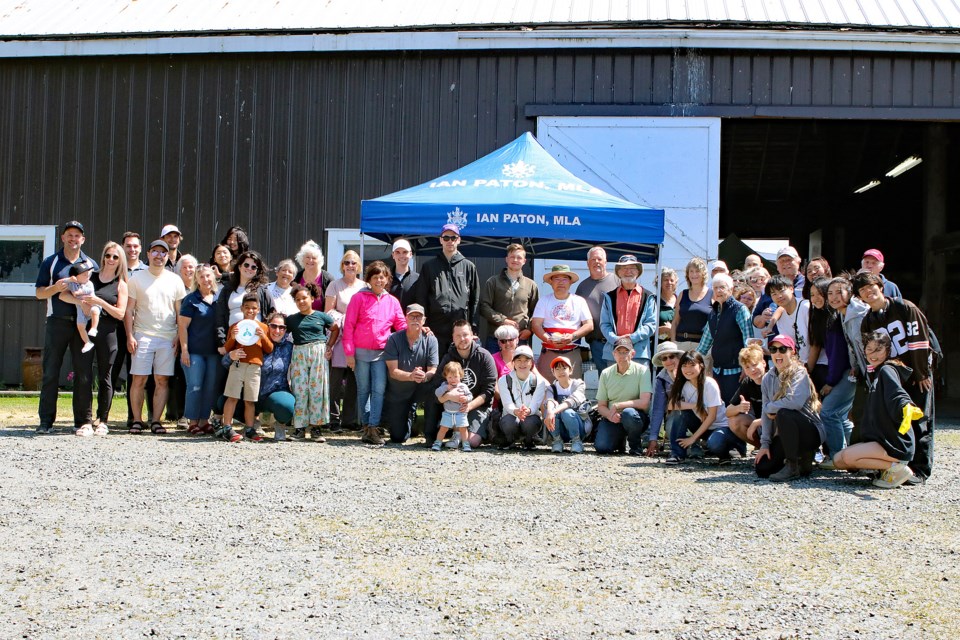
[414,224,480,355]
[425,320,497,449]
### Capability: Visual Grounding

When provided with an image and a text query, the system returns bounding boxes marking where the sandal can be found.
[150,421,167,434]
[200,423,215,435]
[187,422,202,435]
[129,421,145,434]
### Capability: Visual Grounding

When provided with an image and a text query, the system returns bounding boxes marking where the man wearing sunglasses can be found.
[124,239,187,433]
[414,224,479,356]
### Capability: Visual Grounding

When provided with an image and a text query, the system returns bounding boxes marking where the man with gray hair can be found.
[599,254,657,367]
[575,246,619,371]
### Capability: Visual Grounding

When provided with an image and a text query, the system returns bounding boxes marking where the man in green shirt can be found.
[594,337,652,455]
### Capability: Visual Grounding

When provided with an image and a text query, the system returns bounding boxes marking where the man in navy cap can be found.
[414,223,479,356]
[34,221,99,434]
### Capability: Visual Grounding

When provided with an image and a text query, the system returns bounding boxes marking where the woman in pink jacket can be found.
[343,260,407,445]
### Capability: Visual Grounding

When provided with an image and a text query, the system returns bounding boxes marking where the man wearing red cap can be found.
[860,249,902,299]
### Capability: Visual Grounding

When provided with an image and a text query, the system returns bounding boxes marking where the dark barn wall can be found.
[2,46,959,384]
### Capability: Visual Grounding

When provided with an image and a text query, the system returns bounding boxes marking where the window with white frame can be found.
[326,228,393,275]
[0,225,57,297]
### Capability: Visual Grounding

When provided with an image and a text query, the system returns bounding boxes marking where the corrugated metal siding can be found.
[3,0,960,35]
[2,47,960,382]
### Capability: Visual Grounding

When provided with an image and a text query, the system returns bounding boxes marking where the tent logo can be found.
[502,160,536,179]
[446,207,468,231]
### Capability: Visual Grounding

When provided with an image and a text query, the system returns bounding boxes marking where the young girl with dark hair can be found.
[832,331,920,488]
[665,351,743,465]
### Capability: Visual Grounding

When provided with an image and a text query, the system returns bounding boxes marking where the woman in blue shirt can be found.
[178,264,221,434]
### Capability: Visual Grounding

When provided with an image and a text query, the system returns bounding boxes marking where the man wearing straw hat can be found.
[531,265,593,383]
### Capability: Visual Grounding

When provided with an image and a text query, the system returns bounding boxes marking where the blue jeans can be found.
[706,426,746,459]
[595,408,648,454]
[183,353,221,421]
[588,339,607,372]
[669,410,704,458]
[553,408,586,441]
[820,372,855,455]
[354,358,388,426]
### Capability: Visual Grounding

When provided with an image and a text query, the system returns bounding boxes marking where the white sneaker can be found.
[444,434,461,449]
[81,342,95,353]
[873,461,913,489]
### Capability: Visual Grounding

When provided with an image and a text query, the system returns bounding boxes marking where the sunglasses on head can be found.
[769,345,792,354]
[440,235,459,242]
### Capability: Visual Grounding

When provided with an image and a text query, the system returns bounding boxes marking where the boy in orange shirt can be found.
[217,294,274,442]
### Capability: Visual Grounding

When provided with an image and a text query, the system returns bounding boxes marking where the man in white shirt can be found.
[531,265,593,383]
[125,239,187,433]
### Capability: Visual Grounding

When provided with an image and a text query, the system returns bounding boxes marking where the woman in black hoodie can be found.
[833,331,919,489]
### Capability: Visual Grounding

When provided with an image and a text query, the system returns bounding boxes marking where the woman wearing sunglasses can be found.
[256,312,297,441]
[755,334,825,481]
[324,250,365,433]
[61,241,129,435]
[646,341,685,456]
[214,250,275,351]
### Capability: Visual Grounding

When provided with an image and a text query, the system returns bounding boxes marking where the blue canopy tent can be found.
[360,132,665,262]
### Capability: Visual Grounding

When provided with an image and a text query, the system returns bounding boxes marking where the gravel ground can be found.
[2,417,958,640]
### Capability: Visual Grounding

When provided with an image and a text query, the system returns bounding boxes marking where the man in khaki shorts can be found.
[124,239,186,434]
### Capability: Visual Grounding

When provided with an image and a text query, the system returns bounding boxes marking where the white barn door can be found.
[535,116,721,287]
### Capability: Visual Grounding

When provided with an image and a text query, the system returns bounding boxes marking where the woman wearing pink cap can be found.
[755,334,825,481]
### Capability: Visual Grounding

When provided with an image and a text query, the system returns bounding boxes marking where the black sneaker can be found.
[326,423,343,434]
[36,424,53,435]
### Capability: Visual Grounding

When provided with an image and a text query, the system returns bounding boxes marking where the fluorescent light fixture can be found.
[853,180,881,194]
[885,156,922,178]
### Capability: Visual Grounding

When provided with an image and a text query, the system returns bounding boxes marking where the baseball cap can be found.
[862,249,884,262]
[776,246,800,261]
[440,224,461,236]
[613,337,634,351]
[710,260,729,274]
[160,224,181,237]
[405,303,425,315]
[392,239,413,252]
[69,260,94,276]
[62,220,85,235]
[769,334,797,351]
[513,345,534,360]
[149,239,170,251]
[550,355,573,369]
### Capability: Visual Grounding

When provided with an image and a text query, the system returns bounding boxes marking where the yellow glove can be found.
[899,404,924,435]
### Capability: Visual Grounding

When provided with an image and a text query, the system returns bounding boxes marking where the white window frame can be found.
[0,225,57,297]
[326,228,390,274]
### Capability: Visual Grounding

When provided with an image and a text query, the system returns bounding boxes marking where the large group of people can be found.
[35,221,938,489]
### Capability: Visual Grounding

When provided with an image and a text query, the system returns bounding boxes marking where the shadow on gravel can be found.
[0,427,42,438]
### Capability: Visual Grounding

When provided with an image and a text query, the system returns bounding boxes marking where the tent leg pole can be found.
[653,245,663,358]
